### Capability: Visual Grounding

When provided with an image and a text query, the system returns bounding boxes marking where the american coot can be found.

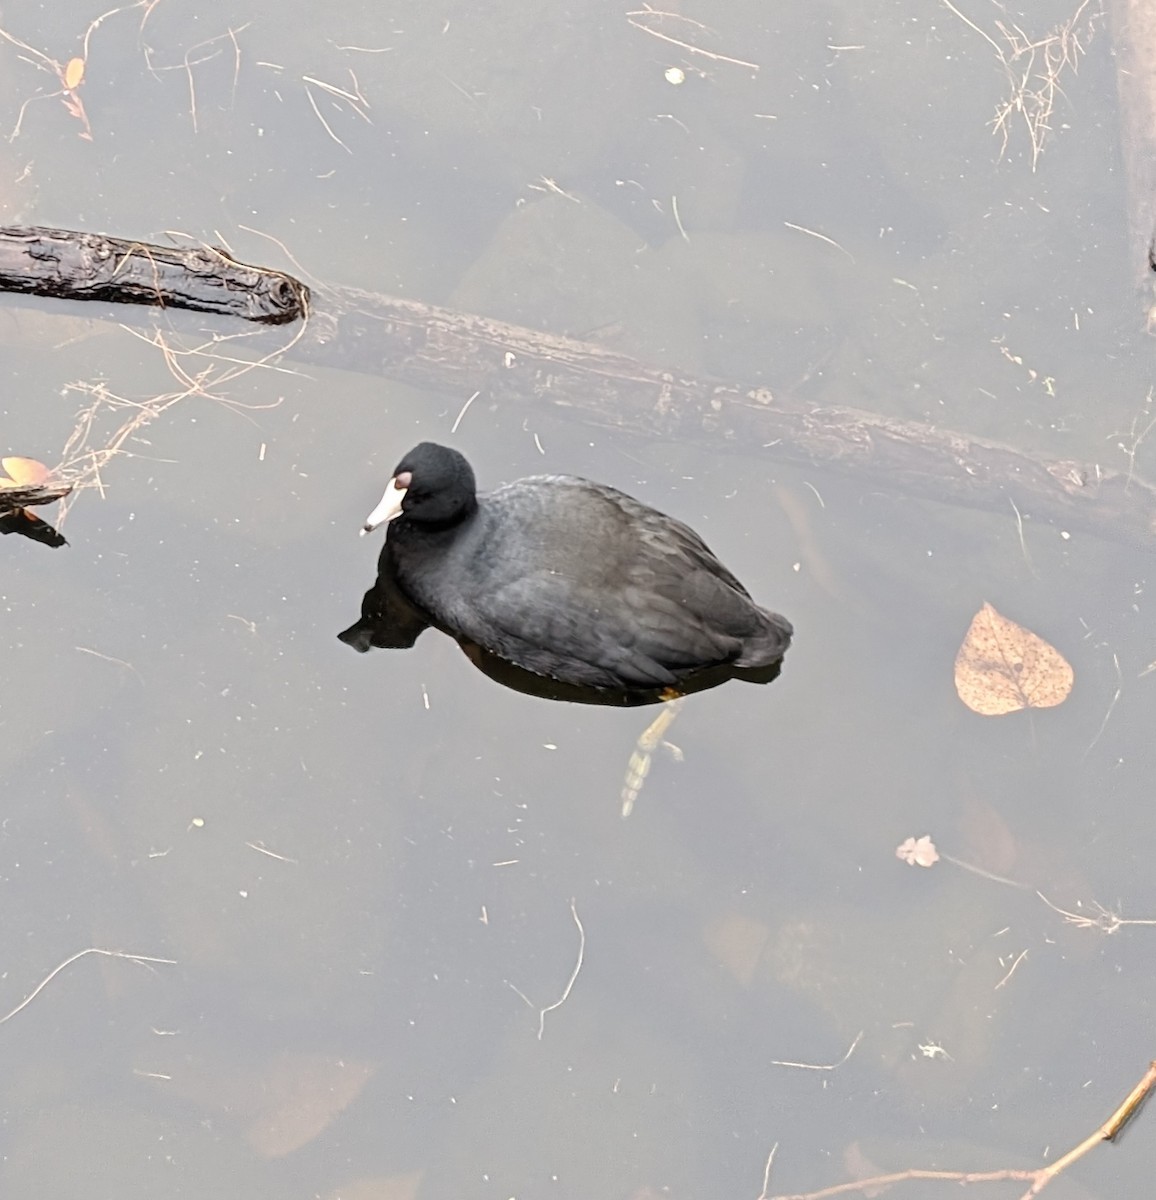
[339,443,793,704]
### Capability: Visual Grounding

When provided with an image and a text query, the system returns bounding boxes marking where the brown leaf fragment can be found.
[245,1052,375,1159]
[843,1141,889,1198]
[954,602,1073,715]
[704,912,771,986]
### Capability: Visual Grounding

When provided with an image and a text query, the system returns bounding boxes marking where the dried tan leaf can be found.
[0,456,50,487]
[954,602,1073,715]
[64,57,85,90]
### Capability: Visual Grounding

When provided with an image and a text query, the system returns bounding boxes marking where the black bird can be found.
[339,442,792,704]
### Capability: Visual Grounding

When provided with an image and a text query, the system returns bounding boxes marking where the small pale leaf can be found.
[0,457,50,486]
[954,602,1073,715]
[64,57,85,90]
[896,835,939,867]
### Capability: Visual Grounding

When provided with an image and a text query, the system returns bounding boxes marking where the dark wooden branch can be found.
[0,481,72,513]
[0,226,308,325]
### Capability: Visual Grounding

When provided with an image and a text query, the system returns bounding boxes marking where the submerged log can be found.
[0,227,1152,552]
[297,285,1156,553]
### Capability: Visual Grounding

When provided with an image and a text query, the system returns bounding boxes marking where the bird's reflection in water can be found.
[339,559,784,703]
[0,506,66,547]
[339,570,785,814]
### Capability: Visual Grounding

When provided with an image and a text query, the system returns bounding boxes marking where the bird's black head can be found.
[361,442,478,534]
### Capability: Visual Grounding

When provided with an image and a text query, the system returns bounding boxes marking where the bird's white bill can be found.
[361,477,408,534]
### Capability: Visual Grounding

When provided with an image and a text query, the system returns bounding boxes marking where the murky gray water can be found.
[1,3,1152,1198]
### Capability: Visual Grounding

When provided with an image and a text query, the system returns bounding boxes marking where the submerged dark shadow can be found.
[0,507,67,548]
[339,570,786,708]
[459,639,784,706]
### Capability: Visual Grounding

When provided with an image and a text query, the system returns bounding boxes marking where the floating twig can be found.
[0,947,177,1026]
[507,899,587,1040]
[761,1058,1156,1199]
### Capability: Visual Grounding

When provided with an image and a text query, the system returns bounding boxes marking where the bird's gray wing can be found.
[458,568,744,688]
